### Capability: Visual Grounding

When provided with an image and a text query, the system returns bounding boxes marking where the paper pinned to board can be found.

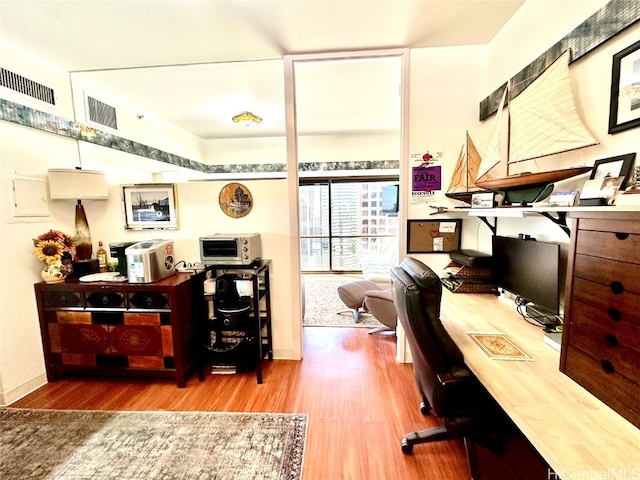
[439,222,457,233]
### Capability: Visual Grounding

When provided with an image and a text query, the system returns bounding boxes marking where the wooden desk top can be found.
[440,290,640,476]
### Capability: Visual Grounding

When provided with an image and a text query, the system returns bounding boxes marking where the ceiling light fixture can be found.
[232,111,262,126]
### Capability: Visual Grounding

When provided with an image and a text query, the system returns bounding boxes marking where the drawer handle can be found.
[614,232,629,240]
[601,360,615,375]
[607,308,621,322]
[605,335,618,348]
[610,281,624,295]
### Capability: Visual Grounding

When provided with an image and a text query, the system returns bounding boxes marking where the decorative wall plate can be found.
[219,182,253,218]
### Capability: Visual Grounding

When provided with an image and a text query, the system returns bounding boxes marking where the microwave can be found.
[199,233,262,266]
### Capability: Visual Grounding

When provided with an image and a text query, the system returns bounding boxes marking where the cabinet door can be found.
[49,312,173,369]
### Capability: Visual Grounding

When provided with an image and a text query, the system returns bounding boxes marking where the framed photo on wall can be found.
[122,183,179,230]
[608,39,640,134]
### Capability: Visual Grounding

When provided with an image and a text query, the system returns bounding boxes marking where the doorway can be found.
[284,51,409,335]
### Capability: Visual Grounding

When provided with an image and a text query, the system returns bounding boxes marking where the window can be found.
[299,178,399,272]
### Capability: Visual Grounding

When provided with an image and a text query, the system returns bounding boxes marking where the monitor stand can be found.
[525,304,556,327]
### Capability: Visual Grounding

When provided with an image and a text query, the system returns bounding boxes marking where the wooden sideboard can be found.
[34,273,203,387]
[561,211,640,428]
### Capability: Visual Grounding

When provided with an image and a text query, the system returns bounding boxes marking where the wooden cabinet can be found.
[561,211,640,427]
[34,273,201,387]
[197,260,273,384]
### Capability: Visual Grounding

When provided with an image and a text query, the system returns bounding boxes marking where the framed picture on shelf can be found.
[122,183,179,230]
[608,39,640,134]
[600,176,624,203]
[471,192,495,208]
[548,191,577,207]
[589,153,636,190]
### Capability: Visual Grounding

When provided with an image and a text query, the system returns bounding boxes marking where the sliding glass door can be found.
[299,178,399,272]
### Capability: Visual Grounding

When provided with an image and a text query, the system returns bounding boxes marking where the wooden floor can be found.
[11,327,515,480]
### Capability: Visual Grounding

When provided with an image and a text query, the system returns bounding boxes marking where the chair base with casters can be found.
[401,397,507,480]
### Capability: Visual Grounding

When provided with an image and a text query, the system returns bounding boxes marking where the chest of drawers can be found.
[561,211,640,428]
[34,273,202,387]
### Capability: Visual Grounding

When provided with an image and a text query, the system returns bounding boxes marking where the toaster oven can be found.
[199,233,261,266]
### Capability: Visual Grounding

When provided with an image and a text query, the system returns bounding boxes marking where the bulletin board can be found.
[407,219,462,253]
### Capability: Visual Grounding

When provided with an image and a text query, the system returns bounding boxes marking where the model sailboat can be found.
[445,131,484,204]
[475,50,596,204]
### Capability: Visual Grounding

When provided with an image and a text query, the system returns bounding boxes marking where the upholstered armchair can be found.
[362,288,397,334]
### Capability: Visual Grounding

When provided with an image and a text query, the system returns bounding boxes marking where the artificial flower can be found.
[33,230,75,265]
[35,240,64,264]
[34,229,74,252]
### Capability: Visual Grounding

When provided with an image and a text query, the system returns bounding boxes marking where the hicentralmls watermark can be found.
[548,468,640,480]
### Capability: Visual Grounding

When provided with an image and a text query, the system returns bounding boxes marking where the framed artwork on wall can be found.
[608,39,640,134]
[122,183,179,230]
[219,182,253,218]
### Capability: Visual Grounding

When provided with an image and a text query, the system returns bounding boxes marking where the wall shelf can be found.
[456,206,640,236]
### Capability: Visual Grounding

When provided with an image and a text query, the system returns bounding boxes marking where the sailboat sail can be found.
[475,49,596,192]
[446,131,482,194]
[476,87,507,181]
[508,50,598,164]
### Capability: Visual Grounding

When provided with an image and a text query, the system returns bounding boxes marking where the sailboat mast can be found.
[506,81,511,177]
[464,130,469,190]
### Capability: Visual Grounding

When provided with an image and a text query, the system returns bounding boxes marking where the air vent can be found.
[0,68,56,105]
[86,95,118,130]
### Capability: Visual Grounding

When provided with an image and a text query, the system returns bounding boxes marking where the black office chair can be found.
[391,257,505,480]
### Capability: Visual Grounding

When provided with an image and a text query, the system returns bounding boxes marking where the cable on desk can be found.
[514,295,557,331]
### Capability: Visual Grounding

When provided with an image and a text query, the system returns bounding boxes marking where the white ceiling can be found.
[0,0,525,139]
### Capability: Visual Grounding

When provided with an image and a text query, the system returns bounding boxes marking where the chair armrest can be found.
[436,371,472,387]
[362,288,392,301]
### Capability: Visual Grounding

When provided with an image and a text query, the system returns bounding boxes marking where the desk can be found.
[440,290,640,477]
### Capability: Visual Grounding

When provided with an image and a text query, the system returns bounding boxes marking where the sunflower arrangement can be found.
[33,230,75,265]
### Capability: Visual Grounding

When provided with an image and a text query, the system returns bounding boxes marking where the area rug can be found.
[0,409,307,480]
[302,274,384,328]
[467,332,533,361]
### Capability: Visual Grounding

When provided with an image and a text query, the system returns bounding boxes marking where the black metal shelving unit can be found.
[197,260,273,384]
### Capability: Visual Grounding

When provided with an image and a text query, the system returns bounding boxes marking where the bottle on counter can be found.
[97,241,108,273]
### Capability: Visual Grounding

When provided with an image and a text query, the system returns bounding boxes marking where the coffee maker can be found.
[109,241,136,277]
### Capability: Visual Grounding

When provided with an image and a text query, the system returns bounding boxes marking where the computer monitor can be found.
[492,235,560,321]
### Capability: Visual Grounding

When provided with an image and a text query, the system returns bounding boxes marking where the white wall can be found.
[407,44,489,273]
[487,0,610,89]
[203,132,399,166]
[70,74,206,166]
